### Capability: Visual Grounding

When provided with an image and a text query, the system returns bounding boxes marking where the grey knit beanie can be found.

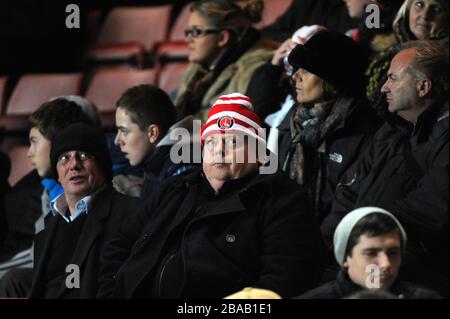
[333,207,408,267]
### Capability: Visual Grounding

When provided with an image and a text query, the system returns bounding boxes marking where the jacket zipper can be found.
[158,253,176,298]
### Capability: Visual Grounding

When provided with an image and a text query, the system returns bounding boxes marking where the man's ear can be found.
[147,124,160,144]
[343,256,350,269]
[218,29,231,48]
[417,78,432,98]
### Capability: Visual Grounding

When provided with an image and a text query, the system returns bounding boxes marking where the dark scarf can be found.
[175,28,261,119]
[284,97,354,208]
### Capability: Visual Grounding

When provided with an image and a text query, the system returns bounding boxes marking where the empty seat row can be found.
[0,62,188,129]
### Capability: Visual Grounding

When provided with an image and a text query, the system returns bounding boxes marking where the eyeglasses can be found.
[184,26,220,38]
[57,151,94,165]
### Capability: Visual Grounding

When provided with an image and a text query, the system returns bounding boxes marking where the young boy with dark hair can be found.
[114,84,195,199]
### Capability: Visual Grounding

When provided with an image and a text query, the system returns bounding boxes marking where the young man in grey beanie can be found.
[28,123,140,299]
[298,207,440,299]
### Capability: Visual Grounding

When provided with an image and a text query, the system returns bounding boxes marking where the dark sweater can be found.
[43,213,88,298]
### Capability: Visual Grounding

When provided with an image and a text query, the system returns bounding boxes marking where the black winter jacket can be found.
[298,270,441,299]
[29,185,140,298]
[99,169,326,299]
[278,97,381,223]
[322,101,449,296]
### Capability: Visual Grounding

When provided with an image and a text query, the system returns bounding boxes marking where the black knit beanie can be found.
[50,123,113,181]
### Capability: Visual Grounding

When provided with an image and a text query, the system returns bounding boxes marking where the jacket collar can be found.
[142,145,171,180]
[156,115,194,147]
[385,99,449,141]
[335,269,409,298]
[334,269,364,297]
[212,27,261,77]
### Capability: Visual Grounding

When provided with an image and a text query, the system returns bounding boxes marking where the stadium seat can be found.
[85,68,157,127]
[8,145,34,186]
[0,73,82,134]
[88,5,173,68]
[0,76,7,116]
[169,2,192,41]
[253,0,293,29]
[5,73,83,116]
[156,62,189,97]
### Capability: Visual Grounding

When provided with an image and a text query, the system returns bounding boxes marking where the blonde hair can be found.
[393,0,449,42]
[191,0,264,40]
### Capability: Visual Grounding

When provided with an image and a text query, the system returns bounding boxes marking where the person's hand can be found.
[271,39,296,66]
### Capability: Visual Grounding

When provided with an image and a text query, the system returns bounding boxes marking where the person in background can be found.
[260,0,355,42]
[278,31,380,225]
[174,0,277,122]
[299,207,441,299]
[0,99,95,297]
[114,84,196,200]
[323,40,449,297]
[366,0,448,116]
[0,150,11,253]
[29,123,140,298]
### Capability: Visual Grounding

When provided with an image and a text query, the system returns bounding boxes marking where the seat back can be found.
[8,146,34,186]
[157,62,189,96]
[169,2,192,41]
[97,6,173,52]
[0,76,7,115]
[254,0,293,29]
[85,68,157,114]
[6,73,82,116]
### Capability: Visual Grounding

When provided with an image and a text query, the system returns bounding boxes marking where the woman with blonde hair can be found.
[174,0,277,121]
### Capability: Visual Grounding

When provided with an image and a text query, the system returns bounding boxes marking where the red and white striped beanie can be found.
[200,93,266,146]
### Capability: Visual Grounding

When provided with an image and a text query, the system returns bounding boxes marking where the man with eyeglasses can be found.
[28,123,140,298]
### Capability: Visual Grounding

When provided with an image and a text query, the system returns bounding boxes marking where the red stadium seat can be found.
[0,76,7,116]
[169,2,192,41]
[0,73,82,133]
[85,68,157,126]
[253,0,293,29]
[8,145,34,186]
[156,62,189,96]
[89,5,173,68]
[154,41,189,63]
[5,73,82,116]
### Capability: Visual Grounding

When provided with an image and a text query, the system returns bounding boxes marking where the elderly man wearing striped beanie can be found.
[98,93,325,299]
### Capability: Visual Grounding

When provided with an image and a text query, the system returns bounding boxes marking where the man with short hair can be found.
[99,93,325,299]
[28,123,139,298]
[0,99,95,297]
[322,40,449,296]
[114,84,195,199]
[299,207,440,299]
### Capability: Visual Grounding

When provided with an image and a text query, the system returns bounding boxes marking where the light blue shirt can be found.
[51,193,94,223]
